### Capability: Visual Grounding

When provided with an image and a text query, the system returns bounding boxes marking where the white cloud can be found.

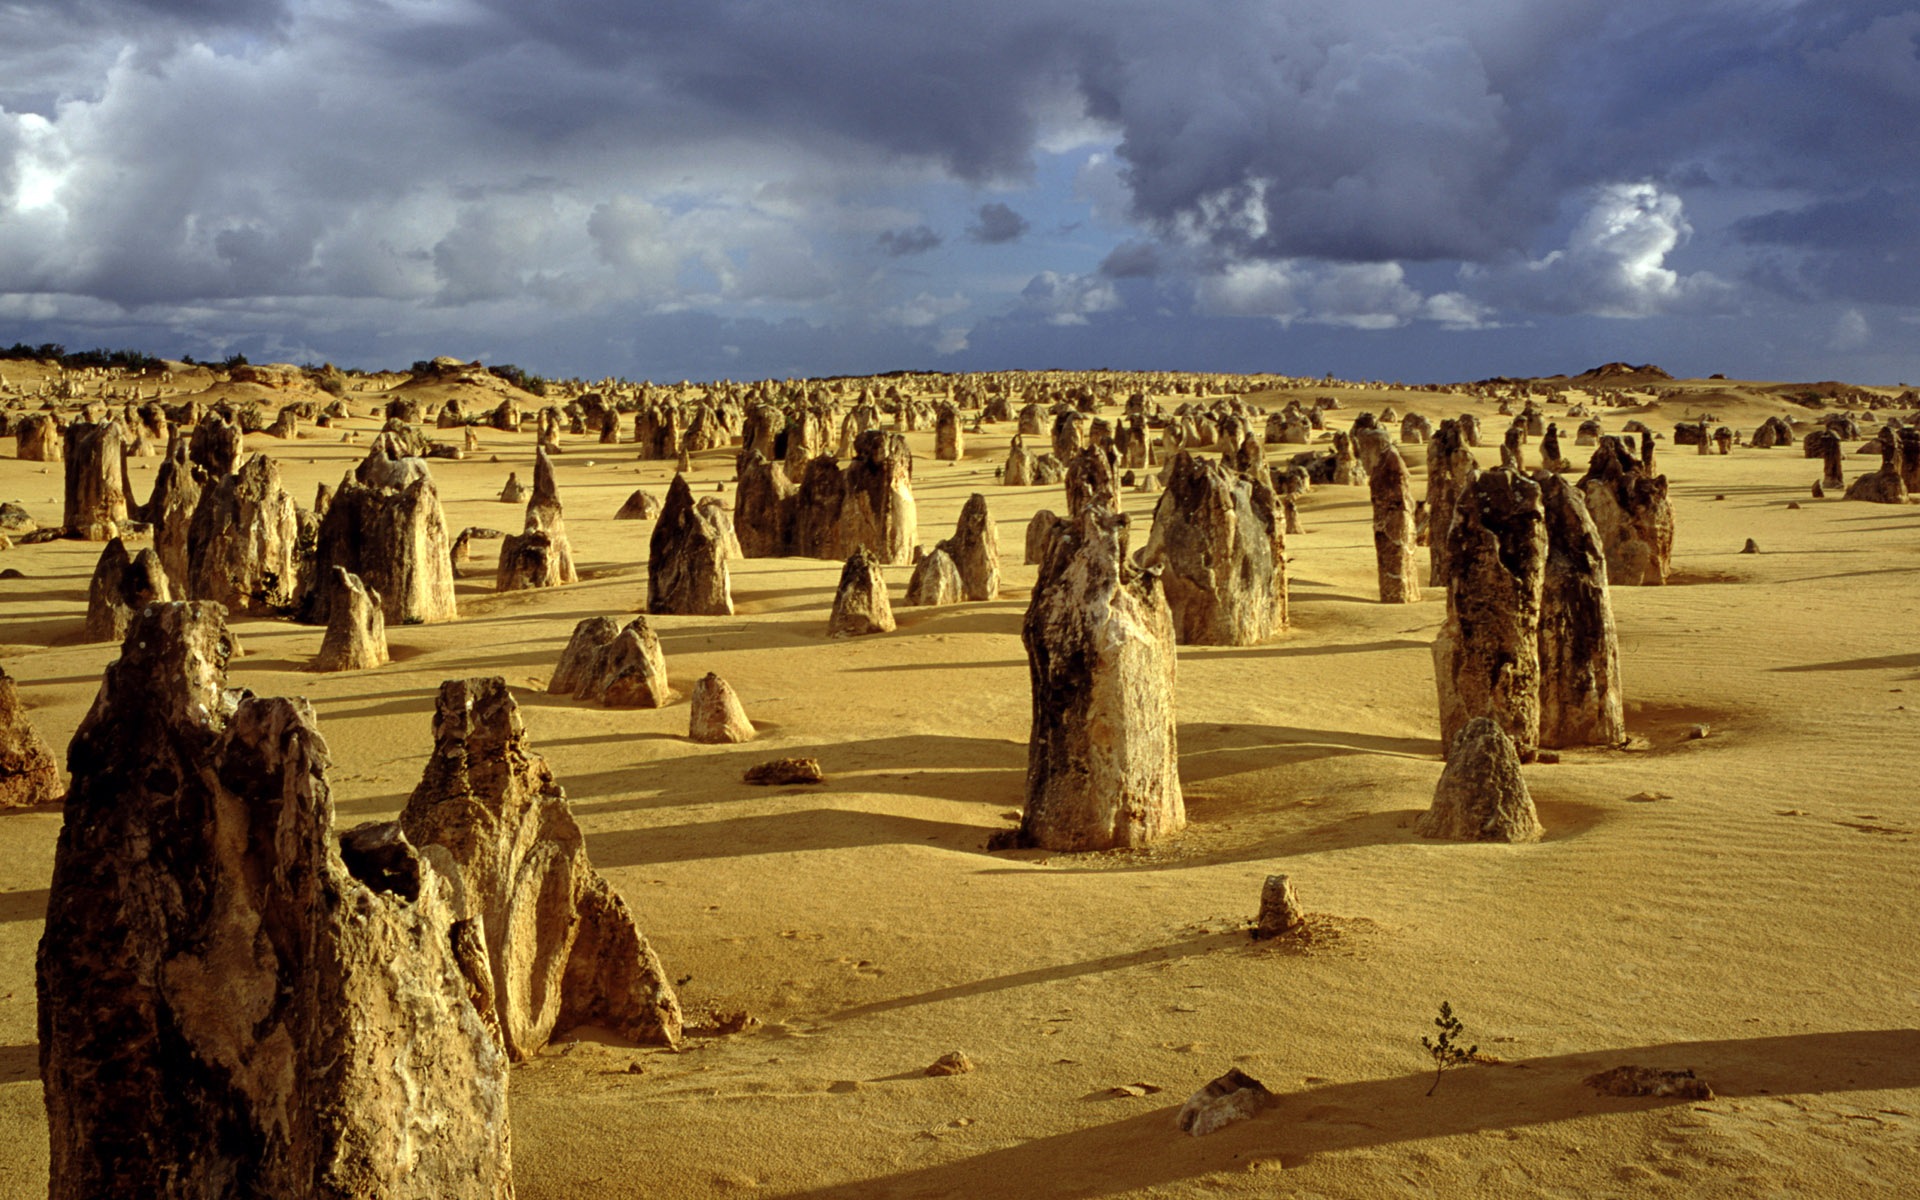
[1195,258,1492,331]
[1478,182,1731,318]
[1831,307,1869,350]
[1019,270,1118,325]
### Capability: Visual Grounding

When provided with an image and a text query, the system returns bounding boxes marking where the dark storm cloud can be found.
[966,203,1029,245]
[877,225,942,257]
[6,0,1920,377]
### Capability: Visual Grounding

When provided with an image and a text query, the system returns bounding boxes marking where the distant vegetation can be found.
[0,343,166,372]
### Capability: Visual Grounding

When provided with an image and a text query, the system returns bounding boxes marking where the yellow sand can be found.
[0,375,1914,1198]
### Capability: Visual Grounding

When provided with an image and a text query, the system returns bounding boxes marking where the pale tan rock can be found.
[1017,505,1183,851]
[307,448,458,625]
[1579,436,1674,584]
[1417,716,1543,842]
[142,439,201,596]
[828,548,895,637]
[188,413,242,476]
[499,472,525,503]
[1252,874,1303,940]
[942,492,1000,601]
[186,453,305,614]
[15,413,63,462]
[1425,419,1479,590]
[934,402,964,461]
[1141,452,1286,645]
[313,567,389,672]
[689,672,755,744]
[1432,468,1546,760]
[840,430,916,565]
[549,615,673,707]
[1369,443,1421,603]
[615,489,663,520]
[61,419,130,540]
[1177,1069,1272,1136]
[903,546,963,606]
[401,676,683,1061]
[40,602,513,1200]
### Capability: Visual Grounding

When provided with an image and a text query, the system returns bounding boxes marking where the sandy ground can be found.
[0,376,1915,1198]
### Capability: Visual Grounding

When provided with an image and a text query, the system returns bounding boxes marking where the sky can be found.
[1,0,1918,385]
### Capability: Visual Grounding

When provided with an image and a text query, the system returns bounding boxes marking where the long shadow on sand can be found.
[775,1028,1920,1199]
[0,888,47,924]
[586,808,987,868]
[1770,650,1920,673]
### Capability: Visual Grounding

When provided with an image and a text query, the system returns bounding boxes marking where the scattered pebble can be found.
[1686,723,1711,740]
[743,757,824,786]
[926,1052,974,1077]
[1626,791,1671,803]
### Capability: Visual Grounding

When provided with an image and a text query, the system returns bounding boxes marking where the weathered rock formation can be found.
[942,492,1000,601]
[934,403,963,461]
[15,413,63,462]
[615,489,663,520]
[1425,419,1479,591]
[61,420,131,540]
[1578,437,1674,584]
[649,474,734,615]
[1141,452,1286,645]
[307,448,458,626]
[903,546,962,606]
[840,430,917,564]
[143,436,203,591]
[1065,442,1122,519]
[0,666,60,807]
[83,538,170,643]
[734,451,799,558]
[40,603,513,1199]
[1536,473,1625,749]
[313,567,390,672]
[1843,433,1910,504]
[401,676,684,1061]
[548,615,673,707]
[188,413,242,477]
[828,548,895,636]
[1432,469,1546,760]
[1416,717,1543,842]
[1025,509,1064,565]
[688,673,756,744]
[186,453,306,614]
[499,473,525,503]
[1017,505,1183,851]
[1369,443,1421,604]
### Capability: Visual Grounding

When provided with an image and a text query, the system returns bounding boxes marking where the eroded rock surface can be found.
[84,538,169,643]
[1141,452,1286,645]
[40,602,513,1200]
[689,672,756,744]
[1432,468,1546,759]
[548,615,673,707]
[308,448,458,625]
[313,567,390,672]
[649,474,735,615]
[1536,473,1625,749]
[401,676,684,1061]
[1416,716,1543,842]
[0,667,60,807]
[828,548,895,636]
[1579,436,1674,584]
[1018,505,1183,851]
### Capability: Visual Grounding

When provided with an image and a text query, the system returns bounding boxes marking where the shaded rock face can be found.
[615,489,663,521]
[307,449,458,626]
[903,546,962,606]
[1416,717,1543,842]
[144,436,204,592]
[934,403,963,461]
[188,414,242,477]
[688,672,755,744]
[1578,437,1674,585]
[1540,423,1572,472]
[187,453,306,615]
[1003,436,1038,486]
[649,474,735,615]
[62,420,131,540]
[84,538,170,643]
[1019,505,1183,852]
[1811,430,1846,490]
[1140,452,1286,646]
[1432,469,1546,760]
[401,677,684,1061]
[39,603,513,1200]
[1535,473,1626,749]
[1425,419,1479,591]
[1065,442,1122,519]
[1025,509,1064,565]
[1369,445,1421,604]
[313,567,389,672]
[548,615,673,707]
[0,667,61,807]
[1843,433,1910,504]
[828,548,896,637]
[1329,430,1362,485]
[16,413,64,462]
[943,492,1001,601]
[499,473,525,504]
[840,430,917,565]
[497,448,580,591]
[734,451,799,557]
